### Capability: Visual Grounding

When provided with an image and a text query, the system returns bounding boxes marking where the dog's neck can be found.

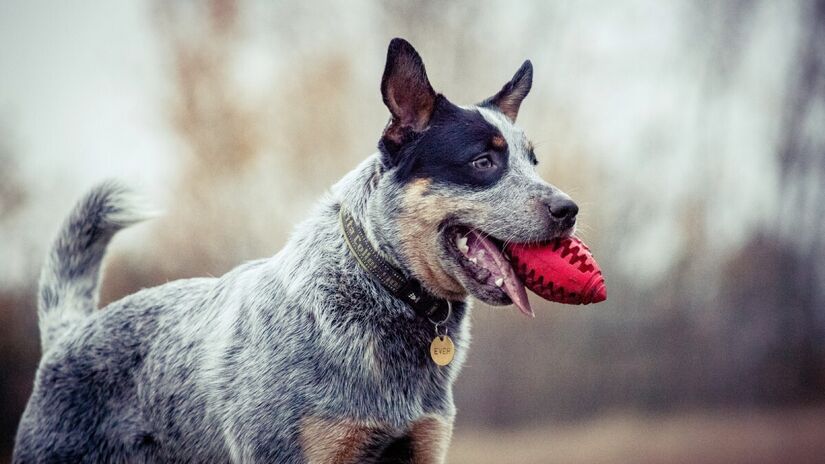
[331,156,407,270]
[339,204,452,322]
[277,154,467,323]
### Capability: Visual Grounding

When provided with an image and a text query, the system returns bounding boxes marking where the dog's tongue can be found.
[465,230,534,317]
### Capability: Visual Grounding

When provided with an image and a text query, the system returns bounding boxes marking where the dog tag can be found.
[430,335,455,366]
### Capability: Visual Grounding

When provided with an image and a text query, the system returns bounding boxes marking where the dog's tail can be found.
[38,181,154,352]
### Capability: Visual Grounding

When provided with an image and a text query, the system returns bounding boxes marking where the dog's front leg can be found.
[407,414,453,464]
[297,415,453,464]
[299,416,388,464]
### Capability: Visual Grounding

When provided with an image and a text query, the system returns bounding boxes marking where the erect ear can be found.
[481,60,533,122]
[381,38,436,145]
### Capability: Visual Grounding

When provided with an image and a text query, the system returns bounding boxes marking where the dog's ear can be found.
[381,38,436,146]
[481,60,533,122]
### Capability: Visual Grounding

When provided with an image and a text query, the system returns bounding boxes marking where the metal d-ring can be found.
[429,300,452,337]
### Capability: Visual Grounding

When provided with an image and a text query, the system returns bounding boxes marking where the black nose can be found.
[549,198,578,221]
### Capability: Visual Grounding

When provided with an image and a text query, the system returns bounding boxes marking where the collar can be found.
[339,206,452,323]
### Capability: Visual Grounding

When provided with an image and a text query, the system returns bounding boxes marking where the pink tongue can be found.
[465,231,534,317]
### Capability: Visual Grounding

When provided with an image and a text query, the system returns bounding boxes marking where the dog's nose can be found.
[548,198,578,221]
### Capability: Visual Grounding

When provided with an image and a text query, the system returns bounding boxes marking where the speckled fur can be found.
[14,39,574,463]
[14,157,474,462]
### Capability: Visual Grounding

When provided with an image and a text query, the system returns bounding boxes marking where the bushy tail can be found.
[38,181,154,352]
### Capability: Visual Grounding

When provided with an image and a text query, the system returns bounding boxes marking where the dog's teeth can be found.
[456,236,469,255]
[469,257,477,264]
[495,277,504,287]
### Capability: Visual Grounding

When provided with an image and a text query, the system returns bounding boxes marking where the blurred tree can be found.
[0,130,26,222]
[772,0,825,399]
[0,130,37,463]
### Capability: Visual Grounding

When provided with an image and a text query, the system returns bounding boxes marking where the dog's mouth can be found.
[443,225,534,317]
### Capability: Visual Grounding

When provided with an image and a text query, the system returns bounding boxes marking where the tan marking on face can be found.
[398,179,483,300]
[300,416,376,463]
[409,415,453,464]
[491,134,507,151]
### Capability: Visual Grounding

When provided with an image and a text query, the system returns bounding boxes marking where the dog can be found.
[14,38,578,463]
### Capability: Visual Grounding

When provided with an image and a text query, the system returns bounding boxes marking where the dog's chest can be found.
[293,309,461,421]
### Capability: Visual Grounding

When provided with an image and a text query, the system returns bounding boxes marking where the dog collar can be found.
[339,206,452,323]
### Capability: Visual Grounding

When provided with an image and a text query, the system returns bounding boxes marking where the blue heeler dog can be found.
[14,38,578,463]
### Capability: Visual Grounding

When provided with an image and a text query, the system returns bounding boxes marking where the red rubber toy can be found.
[506,237,607,305]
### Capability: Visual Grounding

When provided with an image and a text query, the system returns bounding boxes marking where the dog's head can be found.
[368,38,577,313]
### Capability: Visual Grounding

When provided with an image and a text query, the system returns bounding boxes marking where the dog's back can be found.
[15,278,224,462]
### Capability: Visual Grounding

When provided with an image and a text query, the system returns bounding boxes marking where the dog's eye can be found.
[472,155,494,170]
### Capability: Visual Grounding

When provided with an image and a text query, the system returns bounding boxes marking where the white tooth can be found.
[477,250,485,258]
[456,236,469,255]
[495,277,504,287]
[469,257,477,264]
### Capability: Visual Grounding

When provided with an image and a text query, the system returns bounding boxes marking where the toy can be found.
[506,237,607,305]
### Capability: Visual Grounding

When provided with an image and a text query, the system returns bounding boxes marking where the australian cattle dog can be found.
[15,38,578,463]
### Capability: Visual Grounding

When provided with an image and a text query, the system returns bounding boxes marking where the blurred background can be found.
[1,0,824,462]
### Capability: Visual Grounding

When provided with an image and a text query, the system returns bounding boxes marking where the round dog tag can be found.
[430,335,455,366]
